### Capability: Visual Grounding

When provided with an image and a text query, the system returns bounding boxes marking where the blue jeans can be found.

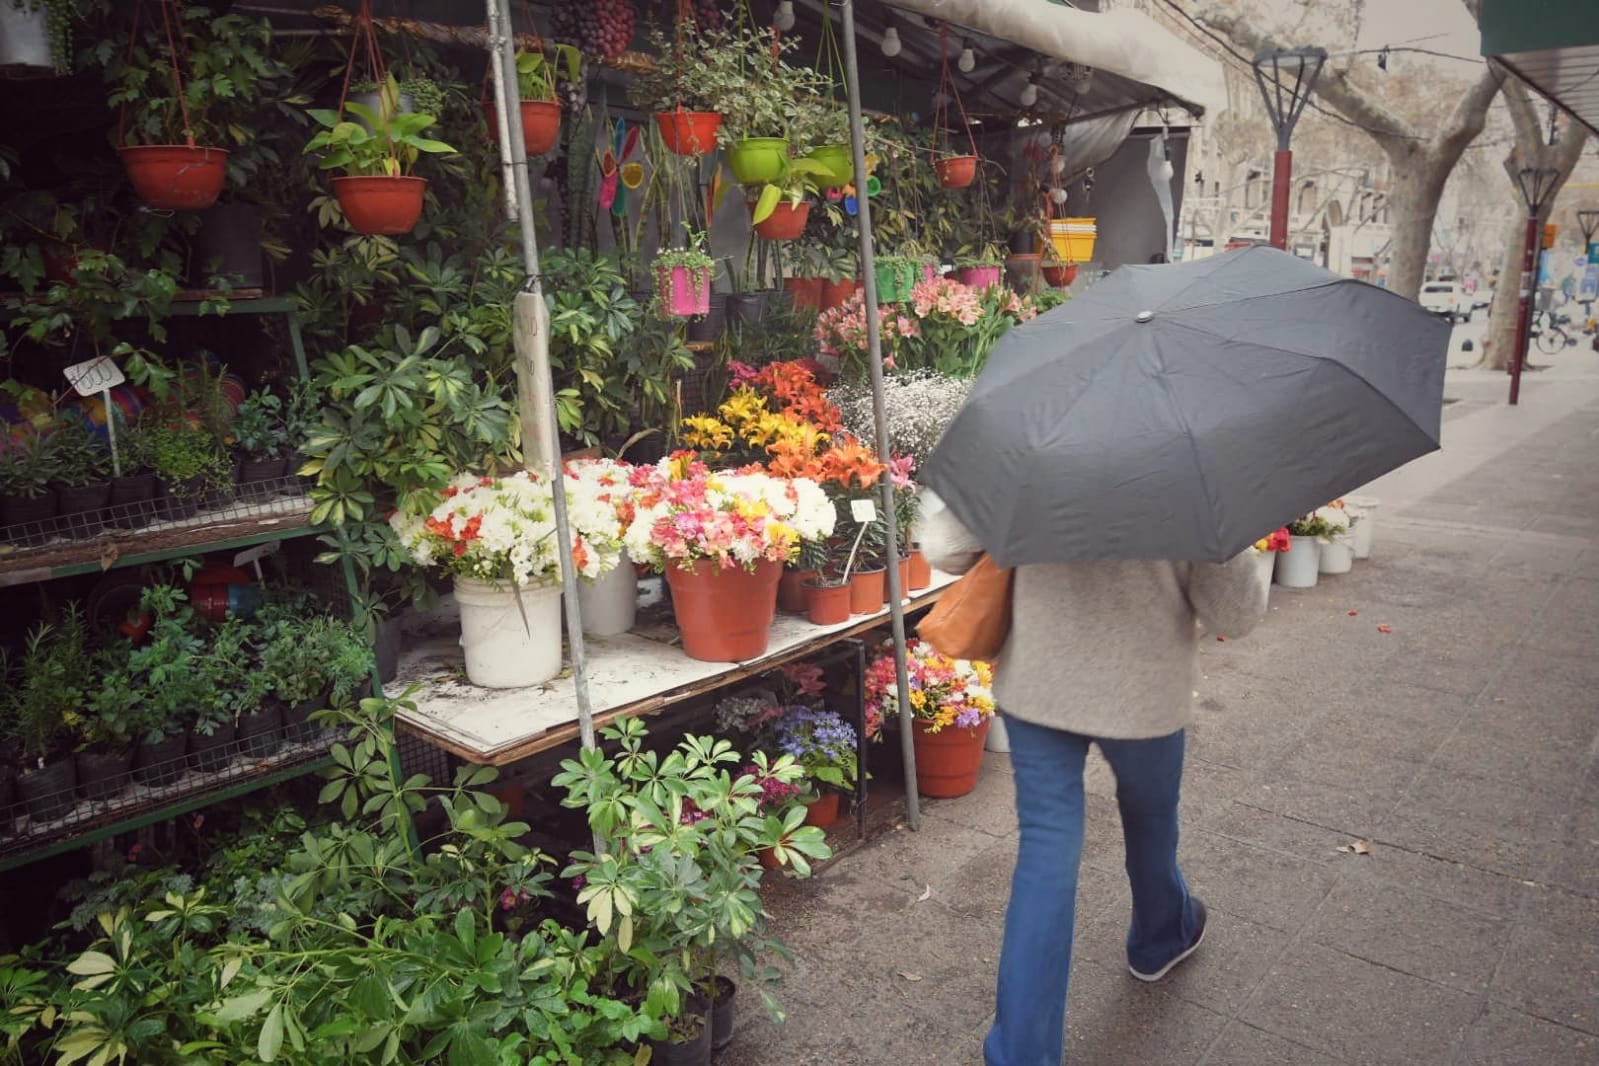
[983,714,1198,1066]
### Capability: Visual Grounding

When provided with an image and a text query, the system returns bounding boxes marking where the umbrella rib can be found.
[1151,341,1221,562]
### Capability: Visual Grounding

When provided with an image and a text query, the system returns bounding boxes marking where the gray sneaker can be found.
[1129,898,1208,982]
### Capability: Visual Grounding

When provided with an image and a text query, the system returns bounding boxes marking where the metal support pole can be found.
[485,0,599,754]
[1509,213,1539,406]
[840,0,919,830]
[1269,148,1292,251]
[847,637,869,840]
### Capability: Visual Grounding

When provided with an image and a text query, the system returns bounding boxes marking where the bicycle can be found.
[1529,309,1574,355]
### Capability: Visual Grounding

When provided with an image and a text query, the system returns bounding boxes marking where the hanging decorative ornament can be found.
[865,175,882,197]
[881,26,902,57]
[774,0,795,31]
[844,194,859,217]
[621,161,645,189]
[1050,187,1069,205]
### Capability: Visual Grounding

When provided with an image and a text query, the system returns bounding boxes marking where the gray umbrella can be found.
[921,246,1450,566]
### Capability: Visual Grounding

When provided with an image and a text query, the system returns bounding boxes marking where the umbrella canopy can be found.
[921,246,1450,566]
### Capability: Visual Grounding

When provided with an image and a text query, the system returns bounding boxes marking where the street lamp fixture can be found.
[1252,46,1327,251]
[1507,166,1561,406]
[1577,206,1599,253]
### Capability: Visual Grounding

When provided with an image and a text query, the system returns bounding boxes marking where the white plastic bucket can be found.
[577,550,638,637]
[1318,534,1354,574]
[985,715,1011,753]
[1254,550,1277,592]
[1275,536,1321,588]
[1346,496,1378,559]
[454,576,562,688]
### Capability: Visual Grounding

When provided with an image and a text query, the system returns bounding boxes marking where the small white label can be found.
[63,356,125,397]
[233,543,280,568]
[850,498,877,523]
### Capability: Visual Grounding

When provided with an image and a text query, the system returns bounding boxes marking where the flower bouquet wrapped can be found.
[390,471,560,587]
[863,638,996,738]
[563,457,636,581]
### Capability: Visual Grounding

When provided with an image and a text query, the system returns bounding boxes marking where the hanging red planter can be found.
[332,176,428,236]
[911,718,991,798]
[655,109,723,156]
[118,145,230,211]
[664,559,782,662]
[934,154,978,190]
[488,99,563,155]
[752,198,810,241]
[1043,263,1079,288]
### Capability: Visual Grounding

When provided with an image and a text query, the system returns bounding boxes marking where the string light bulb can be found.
[774,1,795,31]
[1019,77,1039,108]
[1050,187,1069,205]
[881,26,901,57]
[958,42,976,73]
[1159,138,1174,182]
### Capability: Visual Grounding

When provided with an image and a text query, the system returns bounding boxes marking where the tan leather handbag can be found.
[916,554,1014,661]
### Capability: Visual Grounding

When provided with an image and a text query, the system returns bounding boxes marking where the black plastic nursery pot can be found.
[280,452,312,497]
[236,702,285,758]
[55,481,113,539]
[157,478,203,521]
[686,293,728,344]
[727,290,773,328]
[188,723,238,773]
[76,746,135,801]
[649,993,712,1066]
[0,488,57,545]
[133,732,189,787]
[237,456,287,498]
[709,976,737,1052]
[201,464,239,511]
[189,203,265,290]
[109,474,158,529]
[15,757,77,822]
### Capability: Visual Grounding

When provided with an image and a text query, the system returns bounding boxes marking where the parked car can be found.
[1419,282,1471,323]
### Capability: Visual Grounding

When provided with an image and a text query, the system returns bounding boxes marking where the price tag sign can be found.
[63,356,126,397]
[850,498,878,524]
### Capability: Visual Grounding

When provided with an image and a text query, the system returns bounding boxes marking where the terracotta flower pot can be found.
[664,559,781,662]
[1042,263,1079,288]
[518,99,562,155]
[820,277,860,311]
[847,566,886,615]
[804,790,841,828]
[883,556,912,604]
[911,717,991,798]
[934,154,978,189]
[759,846,782,869]
[331,175,428,235]
[805,578,850,625]
[779,567,818,612]
[752,198,810,241]
[908,549,932,590]
[118,145,229,210]
[655,109,723,155]
[784,276,824,311]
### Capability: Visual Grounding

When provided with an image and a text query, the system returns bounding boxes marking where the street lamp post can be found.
[1252,46,1327,252]
[1579,207,1599,260]
[1509,167,1560,406]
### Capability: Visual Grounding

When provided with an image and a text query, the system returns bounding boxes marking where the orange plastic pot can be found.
[785,276,824,311]
[778,567,817,612]
[804,791,841,829]
[1043,263,1079,287]
[753,198,810,241]
[883,556,912,604]
[118,145,229,210]
[820,277,860,311]
[664,558,781,661]
[805,579,850,625]
[655,109,723,156]
[848,566,885,614]
[907,549,932,591]
[331,175,428,235]
[934,154,978,189]
[520,100,563,154]
[912,718,991,798]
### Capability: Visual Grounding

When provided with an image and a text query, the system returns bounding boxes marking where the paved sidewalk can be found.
[722,365,1599,1065]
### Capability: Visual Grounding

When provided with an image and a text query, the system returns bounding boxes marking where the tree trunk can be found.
[1482,216,1531,371]
[1385,149,1452,298]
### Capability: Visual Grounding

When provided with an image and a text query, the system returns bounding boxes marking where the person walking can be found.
[918,491,1268,1066]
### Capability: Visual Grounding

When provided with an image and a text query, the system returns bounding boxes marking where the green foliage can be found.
[0,427,55,498]
[43,418,113,487]
[515,45,581,103]
[1,605,91,762]
[305,76,456,178]
[232,390,287,459]
[144,421,229,500]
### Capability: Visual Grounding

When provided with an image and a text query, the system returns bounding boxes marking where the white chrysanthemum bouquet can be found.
[390,471,561,587]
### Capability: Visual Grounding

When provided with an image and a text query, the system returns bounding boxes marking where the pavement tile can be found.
[1378,767,1572,880]
[1344,841,1539,918]
[1236,776,1398,838]
[1548,807,1599,899]
[1179,828,1338,932]
[1200,1021,1353,1065]
[830,820,1001,901]
[1306,877,1512,992]
[1239,942,1479,1065]
[1179,756,1256,827]
[1490,890,1599,1035]
[1062,959,1229,1063]
[1456,1005,1599,1063]
[1207,799,1364,864]
[1429,728,1591,798]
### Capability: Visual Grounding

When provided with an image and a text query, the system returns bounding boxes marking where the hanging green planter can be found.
[727,137,791,185]
[806,143,853,189]
[874,256,917,303]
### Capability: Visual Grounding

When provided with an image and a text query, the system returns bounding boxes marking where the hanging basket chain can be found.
[116,0,201,148]
[931,22,978,164]
[334,0,397,170]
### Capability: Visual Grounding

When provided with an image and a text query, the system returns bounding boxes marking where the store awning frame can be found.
[1480,0,1599,137]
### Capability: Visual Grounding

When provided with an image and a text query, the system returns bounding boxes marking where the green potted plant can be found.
[77,660,139,802]
[790,93,854,190]
[189,617,254,771]
[43,417,113,537]
[6,609,90,821]
[709,22,817,185]
[123,585,204,785]
[629,23,724,156]
[0,425,57,543]
[873,254,918,303]
[145,420,229,520]
[232,389,288,493]
[749,157,831,243]
[107,416,159,528]
[652,228,716,318]
[502,44,581,156]
[304,74,458,235]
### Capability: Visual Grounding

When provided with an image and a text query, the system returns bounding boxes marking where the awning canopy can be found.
[1479,0,1599,137]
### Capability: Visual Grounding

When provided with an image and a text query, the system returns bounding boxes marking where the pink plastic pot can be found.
[956,265,1003,288]
[656,264,712,317]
